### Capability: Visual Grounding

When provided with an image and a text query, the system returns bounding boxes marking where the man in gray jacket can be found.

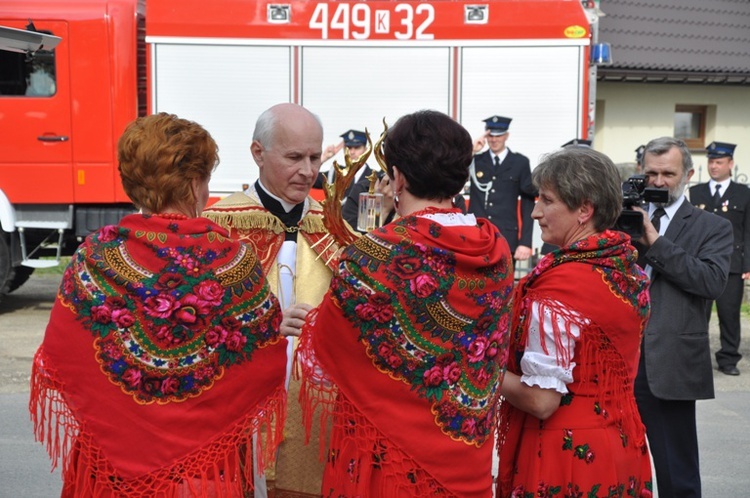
[633,137,733,498]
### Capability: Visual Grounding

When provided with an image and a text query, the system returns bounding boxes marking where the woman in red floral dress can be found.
[497,147,653,498]
[30,113,288,497]
[293,110,515,497]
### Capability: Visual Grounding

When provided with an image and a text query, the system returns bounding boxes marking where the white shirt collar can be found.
[649,194,686,223]
[419,212,477,226]
[491,148,509,164]
[709,178,730,195]
[354,164,370,183]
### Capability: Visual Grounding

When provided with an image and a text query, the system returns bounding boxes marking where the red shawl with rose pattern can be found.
[30,214,288,497]
[298,209,514,497]
[496,229,652,497]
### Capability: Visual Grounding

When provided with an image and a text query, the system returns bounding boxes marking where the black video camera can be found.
[614,175,669,239]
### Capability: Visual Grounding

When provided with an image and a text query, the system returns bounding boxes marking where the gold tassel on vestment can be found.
[204,211,289,234]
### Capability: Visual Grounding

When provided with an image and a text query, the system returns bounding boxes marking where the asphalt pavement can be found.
[1,274,749,497]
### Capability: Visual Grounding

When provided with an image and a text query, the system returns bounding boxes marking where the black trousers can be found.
[635,356,702,498]
[707,272,744,368]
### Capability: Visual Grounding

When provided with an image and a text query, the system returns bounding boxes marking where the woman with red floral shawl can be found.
[30,113,288,497]
[497,147,653,497]
[289,110,514,497]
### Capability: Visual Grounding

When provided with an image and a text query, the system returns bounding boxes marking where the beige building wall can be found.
[594,82,750,183]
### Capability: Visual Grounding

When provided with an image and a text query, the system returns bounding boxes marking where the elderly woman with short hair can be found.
[497,147,653,497]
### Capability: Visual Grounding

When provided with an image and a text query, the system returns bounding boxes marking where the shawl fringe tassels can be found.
[522,294,647,453]
[31,348,287,498]
[297,309,453,498]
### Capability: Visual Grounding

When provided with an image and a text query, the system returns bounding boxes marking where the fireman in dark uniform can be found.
[342,128,466,233]
[316,129,372,193]
[468,115,536,261]
[338,129,385,231]
[314,129,384,229]
[689,141,748,376]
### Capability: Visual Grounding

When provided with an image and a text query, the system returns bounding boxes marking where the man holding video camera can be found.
[689,142,749,377]
[632,137,733,498]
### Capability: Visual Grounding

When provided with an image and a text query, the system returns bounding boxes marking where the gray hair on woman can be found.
[533,147,623,232]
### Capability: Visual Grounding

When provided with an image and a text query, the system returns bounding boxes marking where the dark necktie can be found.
[651,208,666,234]
[713,184,722,208]
[494,155,500,167]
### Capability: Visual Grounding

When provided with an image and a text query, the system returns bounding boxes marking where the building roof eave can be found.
[597,68,750,86]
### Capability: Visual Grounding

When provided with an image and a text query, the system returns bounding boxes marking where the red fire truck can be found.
[0,0,597,298]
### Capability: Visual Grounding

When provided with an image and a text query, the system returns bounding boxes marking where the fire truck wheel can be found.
[8,265,34,293]
[0,235,11,300]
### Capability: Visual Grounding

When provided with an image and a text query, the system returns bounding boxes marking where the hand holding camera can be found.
[614,174,668,240]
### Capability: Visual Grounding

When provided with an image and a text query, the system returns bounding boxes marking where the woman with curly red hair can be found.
[30,113,288,497]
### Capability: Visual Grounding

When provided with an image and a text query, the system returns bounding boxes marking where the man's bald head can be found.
[253,103,323,148]
[250,103,324,205]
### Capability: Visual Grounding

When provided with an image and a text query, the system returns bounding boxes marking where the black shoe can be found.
[719,365,740,376]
